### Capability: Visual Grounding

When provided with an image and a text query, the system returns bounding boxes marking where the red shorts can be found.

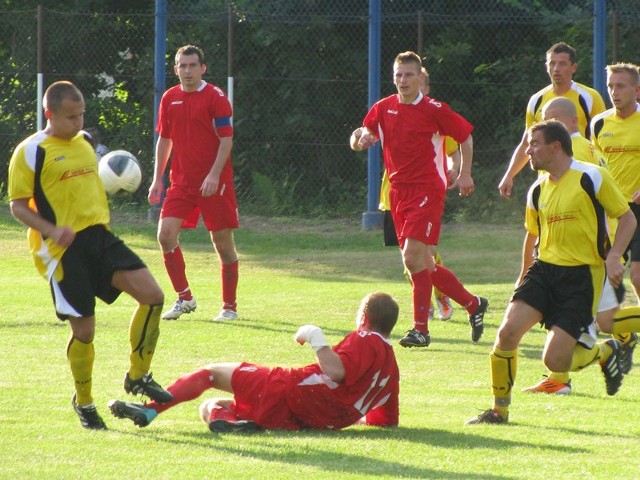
[161,183,239,232]
[230,363,301,430]
[389,184,444,247]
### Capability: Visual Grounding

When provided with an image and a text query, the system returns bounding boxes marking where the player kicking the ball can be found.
[108,292,400,431]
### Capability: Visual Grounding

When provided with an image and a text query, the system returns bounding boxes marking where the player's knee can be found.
[542,352,571,372]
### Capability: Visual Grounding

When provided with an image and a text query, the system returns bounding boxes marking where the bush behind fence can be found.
[1,1,639,223]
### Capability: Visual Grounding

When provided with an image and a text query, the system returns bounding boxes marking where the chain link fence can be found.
[2,1,640,223]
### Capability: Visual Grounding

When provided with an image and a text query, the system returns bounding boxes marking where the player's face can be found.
[526,130,553,171]
[46,98,85,141]
[546,52,577,86]
[394,62,421,103]
[607,71,640,115]
[175,53,206,92]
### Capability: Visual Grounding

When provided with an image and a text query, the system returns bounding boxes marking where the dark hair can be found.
[175,44,205,65]
[358,292,399,337]
[43,81,84,112]
[547,42,577,64]
[529,120,573,156]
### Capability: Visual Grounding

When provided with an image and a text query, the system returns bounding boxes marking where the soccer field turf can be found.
[1,211,638,479]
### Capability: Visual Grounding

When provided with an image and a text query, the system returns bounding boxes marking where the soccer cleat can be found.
[469,297,488,343]
[213,309,238,322]
[108,400,156,427]
[465,409,508,425]
[398,329,431,348]
[600,339,623,396]
[618,333,637,375]
[436,296,453,321]
[522,376,571,395]
[162,298,197,320]
[209,419,261,433]
[124,373,174,404]
[72,394,107,430]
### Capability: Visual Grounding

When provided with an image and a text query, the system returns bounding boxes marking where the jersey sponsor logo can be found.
[428,98,442,108]
[239,366,258,372]
[60,167,94,181]
[604,145,640,153]
[54,155,66,162]
[547,213,576,224]
[387,109,398,115]
[171,101,183,105]
[600,132,614,137]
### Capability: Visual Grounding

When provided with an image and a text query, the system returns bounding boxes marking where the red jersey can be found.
[288,330,399,429]
[363,92,473,191]
[157,81,234,188]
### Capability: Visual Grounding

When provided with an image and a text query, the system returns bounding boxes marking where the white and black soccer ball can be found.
[98,150,142,195]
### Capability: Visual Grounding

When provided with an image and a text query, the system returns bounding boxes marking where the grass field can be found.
[1,207,639,480]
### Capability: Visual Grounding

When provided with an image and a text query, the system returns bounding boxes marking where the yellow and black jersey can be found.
[591,105,640,201]
[526,81,606,139]
[525,160,628,266]
[571,132,604,166]
[8,130,110,278]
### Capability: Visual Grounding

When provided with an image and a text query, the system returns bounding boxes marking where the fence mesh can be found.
[2,1,640,223]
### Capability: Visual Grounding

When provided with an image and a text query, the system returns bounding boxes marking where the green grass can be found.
[1,207,639,479]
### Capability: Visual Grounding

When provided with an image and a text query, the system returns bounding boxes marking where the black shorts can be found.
[512,259,601,347]
[50,225,146,320]
[625,203,640,262]
[383,211,399,247]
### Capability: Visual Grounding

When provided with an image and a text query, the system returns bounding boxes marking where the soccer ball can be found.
[98,150,142,195]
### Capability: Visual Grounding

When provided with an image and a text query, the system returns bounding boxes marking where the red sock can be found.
[430,265,478,313]
[147,368,214,414]
[410,268,432,333]
[163,246,190,297]
[221,260,238,311]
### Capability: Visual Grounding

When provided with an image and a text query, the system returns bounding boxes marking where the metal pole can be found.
[227,5,234,110]
[37,5,44,130]
[593,0,607,101]
[362,0,383,230]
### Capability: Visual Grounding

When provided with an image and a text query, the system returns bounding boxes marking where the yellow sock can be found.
[548,371,570,383]
[67,337,95,406]
[490,347,517,418]
[612,307,640,343]
[569,342,608,371]
[128,304,162,380]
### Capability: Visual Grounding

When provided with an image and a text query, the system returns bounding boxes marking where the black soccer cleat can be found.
[465,409,508,425]
[209,419,261,433]
[72,394,107,430]
[469,297,488,343]
[398,329,431,348]
[618,333,637,375]
[108,399,153,427]
[124,372,173,404]
[600,339,624,396]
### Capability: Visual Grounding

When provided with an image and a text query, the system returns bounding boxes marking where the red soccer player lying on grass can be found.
[109,292,400,432]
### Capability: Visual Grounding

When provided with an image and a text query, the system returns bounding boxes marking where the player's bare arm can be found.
[453,135,474,196]
[606,209,637,288]
[149,136,173,204]
[10,198,75,247]
[201,137,233,197]
[499,131,530,199]
[295,324,346,382]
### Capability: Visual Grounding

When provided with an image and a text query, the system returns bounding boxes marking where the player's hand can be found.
[50,226,75,248]
[200,174,220,197]
[631,189,640,204]
[294,325,330,352]
[357,130,377,150]
[498,174,513,200]
[148,179,164,205]
[606,255,625,288]
[456,172,474,197]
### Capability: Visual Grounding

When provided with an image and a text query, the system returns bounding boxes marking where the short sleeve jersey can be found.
[525,160,629,266]
[571,133,603,166]
[157,81,234,188]
[284,330,399,429]
[8,130,110,278]
[363,93,473,191]
[526,81,606,139]
[591,105,640,201]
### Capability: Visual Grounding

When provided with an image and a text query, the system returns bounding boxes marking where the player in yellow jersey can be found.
[467,120,636,425]
[8,81,172,429]
[499,42,606,199]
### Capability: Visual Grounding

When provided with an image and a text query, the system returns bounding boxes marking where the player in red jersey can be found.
[350,51,488,348]
[108,292,400,432]
[148,44,240,322]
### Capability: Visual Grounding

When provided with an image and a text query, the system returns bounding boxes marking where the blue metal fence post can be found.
[362,0,383,230]
[593,0,607,101]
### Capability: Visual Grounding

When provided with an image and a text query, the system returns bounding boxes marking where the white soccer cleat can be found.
[213,309,238,322]
[161,298,197,320]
